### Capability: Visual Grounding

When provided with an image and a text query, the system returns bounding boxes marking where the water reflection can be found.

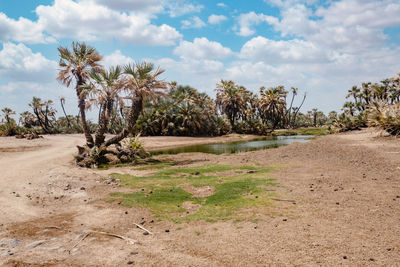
[151,135,313,155]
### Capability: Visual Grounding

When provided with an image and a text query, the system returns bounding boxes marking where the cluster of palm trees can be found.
[343,76,400,115]
[215,81,307,133]
[55,42,169,165]
[335,73,400,133]
[136,84,230,136]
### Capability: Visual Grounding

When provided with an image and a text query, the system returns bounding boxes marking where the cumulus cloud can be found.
[174,37,233,59]
[102,50,135,68]
[235,12,278,36]
[181,16,206,29]
[240,36,329,64]
[168,2,204,17]
[208,14,227,25]
[0,13,54,44]
[35,0,181,46]
[269,0,400,53]
[0,0,182,46]
[0,43,57,83]
[91,0,163,13]
[217,3,227,8]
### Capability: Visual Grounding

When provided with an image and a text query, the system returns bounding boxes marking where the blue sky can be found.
[1,0,400,118]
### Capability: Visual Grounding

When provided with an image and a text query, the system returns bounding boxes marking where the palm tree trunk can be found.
[76,80,94,147]
[292,93,307,128]
[94,103,108,147]
[286,93,296,128]
[105,96,142,146]
[34,108,50,133]
[60,99,71,128]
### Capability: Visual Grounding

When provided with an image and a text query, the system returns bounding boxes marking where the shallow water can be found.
[151,135,314,155]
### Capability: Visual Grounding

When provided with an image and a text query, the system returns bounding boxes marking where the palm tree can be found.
[1,107,15,124]
[19,111,37,128]
[215,80,248,128]
[60,97,71,128]
[342,101,355,116]
[286,87,298,127]
[29,97,47,132]
[259,86,288,129]
[346,85,361,106]
[311,108,319,127]
[57,42,103,147]
[105,62,168,146]
[82,66,124,146]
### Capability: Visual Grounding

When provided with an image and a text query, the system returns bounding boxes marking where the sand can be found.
[0,129,399,266]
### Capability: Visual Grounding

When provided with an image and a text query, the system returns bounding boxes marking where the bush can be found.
[368,101,400,135]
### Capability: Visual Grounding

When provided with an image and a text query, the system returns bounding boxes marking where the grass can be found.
[99,158,179,170]
[109,163,278,222]
[272,127,331,136]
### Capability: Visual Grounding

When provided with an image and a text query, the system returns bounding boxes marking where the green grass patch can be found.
[98,158,169,170]
[272,127,331,136]
[109,163,278,222]
[133,161,176,170]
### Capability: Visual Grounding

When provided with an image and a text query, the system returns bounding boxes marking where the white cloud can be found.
[154,57,225,96]
[266,0,318,7]
[102,50,134,68]
[240,36,329,64]
[0,43,57,83]
[91,0,163,13]
[217,3,227,8]
[0,0,182,46]
[271,0,400,53]
[168,2,204,17]
[235,12,278,36]
[0,12,54,44]
[181,16,206,29]
[208,14,227,24]
[158,57,224,76]
[35,0,182,46]
[174,37,233,59]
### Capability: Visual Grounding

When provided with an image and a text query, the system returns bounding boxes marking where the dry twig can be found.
[134,223,153,235]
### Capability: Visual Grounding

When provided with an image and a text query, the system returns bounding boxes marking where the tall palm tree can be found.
[82,66,124,146]
[105,62,168,146]
[60,96,71,128]
[29,97,47,132]
[286,87,298,127]
[57,42,103,147]
[259,86,288,129]
[215,80,248,128]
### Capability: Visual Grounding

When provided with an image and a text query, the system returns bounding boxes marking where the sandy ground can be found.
[0,129,399,266]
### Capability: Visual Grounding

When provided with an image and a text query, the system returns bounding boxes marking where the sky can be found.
[1,0,400,118]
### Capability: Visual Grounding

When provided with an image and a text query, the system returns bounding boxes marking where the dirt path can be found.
[0,130,399,266]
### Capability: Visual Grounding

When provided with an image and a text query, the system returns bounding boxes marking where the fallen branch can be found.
[86,230,138,245]
[134,223,153,235]
[43,226,138,253]
[69,233,89,254]
[44,226,70,232]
